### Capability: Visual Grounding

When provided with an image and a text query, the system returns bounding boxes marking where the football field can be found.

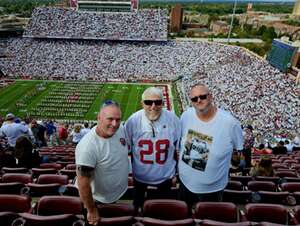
[0,80,180,121]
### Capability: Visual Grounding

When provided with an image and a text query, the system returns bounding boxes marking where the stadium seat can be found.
[99,216,135,226]
[257,191,290,205]
[26,174,68,196]
[281,182,300,193]
[1,167,28,174]
[230,176,253,186]
[289,205,300,225]
[0,194,32,212]
[135,217,194,226]
[283,160,298,167]
[61,184,79,197]
[59,169,77,180]
[197,219,252,226]
[97,203,134,218]
[96,203,135,226]
[40,163,62,170]
[272,163,288,170]
[225,181,243,190]
[0,211,20,226]
[65,164,77,170]
[134,199,194,226]
[247,181,277,192]
[254,176,280,184]
[36,195,82,216]
[37,174,68,185]
[223,189,252,204]
[274,171,298,178]
[281,182,300,205]
[31,168,58,178]
[241,203,288,225]
[142,199,189,220]
[194,202,237,223]
[2,173,33,184]
[0,182,26,195]
[13,213,82,226]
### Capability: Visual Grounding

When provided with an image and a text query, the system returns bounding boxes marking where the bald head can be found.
[189,83,210,97]
[97,103,121,138]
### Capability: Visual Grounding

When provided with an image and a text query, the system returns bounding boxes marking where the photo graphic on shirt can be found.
[182,129,212,171]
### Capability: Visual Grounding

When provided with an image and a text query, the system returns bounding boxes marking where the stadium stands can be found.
[23,7,168,41]
[1,36,298,138]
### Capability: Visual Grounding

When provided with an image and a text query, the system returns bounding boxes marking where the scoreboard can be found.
[267,39,297,73]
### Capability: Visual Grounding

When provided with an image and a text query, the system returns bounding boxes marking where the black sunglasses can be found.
[190,94,209,102]
[143,100,163,106]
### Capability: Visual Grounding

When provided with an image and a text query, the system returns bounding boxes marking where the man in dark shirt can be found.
[31,120,47,147]
[272,141,287,155]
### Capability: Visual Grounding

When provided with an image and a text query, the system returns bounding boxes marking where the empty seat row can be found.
[2,196,300,225]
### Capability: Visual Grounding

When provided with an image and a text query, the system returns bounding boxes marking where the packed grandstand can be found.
[0,6,299,140]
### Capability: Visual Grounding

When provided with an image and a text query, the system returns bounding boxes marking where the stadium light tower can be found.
[227,0,237,43]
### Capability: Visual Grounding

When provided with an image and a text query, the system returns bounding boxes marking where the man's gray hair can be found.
[142,87,163,100]
[188,82,210,95]
[100,100,120,111]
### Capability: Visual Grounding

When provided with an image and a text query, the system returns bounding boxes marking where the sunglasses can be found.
[190,94,209,102]
[143,100,163,106]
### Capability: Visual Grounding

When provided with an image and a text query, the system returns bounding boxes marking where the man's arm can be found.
[76,165,100,226]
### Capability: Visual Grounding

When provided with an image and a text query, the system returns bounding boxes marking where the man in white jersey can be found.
[75,100,129,226]
[178,83,243,209]
[125,87,181,213]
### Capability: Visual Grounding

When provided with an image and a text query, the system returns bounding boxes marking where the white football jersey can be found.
[125,109,181,184]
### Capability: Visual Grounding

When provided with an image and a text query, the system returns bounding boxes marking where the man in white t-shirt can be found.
[125,87,181,213]
[0,113,29,149]
[75,100,129,226]
[81,122,91,137]
[178,83,243,209]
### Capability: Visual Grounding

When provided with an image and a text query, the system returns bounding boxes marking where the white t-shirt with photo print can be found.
[178,107,243,194]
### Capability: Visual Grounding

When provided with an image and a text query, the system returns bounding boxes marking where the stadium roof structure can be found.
[78,0,133,12]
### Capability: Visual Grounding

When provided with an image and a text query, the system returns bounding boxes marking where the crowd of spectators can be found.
[1,38,299,138]
[23,7,168,41]
[0,6,299,139]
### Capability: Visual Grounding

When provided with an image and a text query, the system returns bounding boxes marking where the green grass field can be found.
[0,80,181,121]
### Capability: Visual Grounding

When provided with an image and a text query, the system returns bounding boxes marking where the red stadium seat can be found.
[40,163,62,170]
[14,213,81,226]
[225,181,243,191]
[194,202,237,223]
[241,203,288,225]
[198,219,252,226]
[0,211,20,226]
[37,174,68,185]
[230,176,253,186]
[142,199,189,220]
[0,182,26,195]
[31,168,58,178]
[36,195,82,216]
[247,181,277,192]
[2,173,33,184]
[1,167,28,174]
[0,194,32,212]
[96,203,135,226]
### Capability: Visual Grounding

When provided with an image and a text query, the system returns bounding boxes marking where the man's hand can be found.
[87,207,100,226]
